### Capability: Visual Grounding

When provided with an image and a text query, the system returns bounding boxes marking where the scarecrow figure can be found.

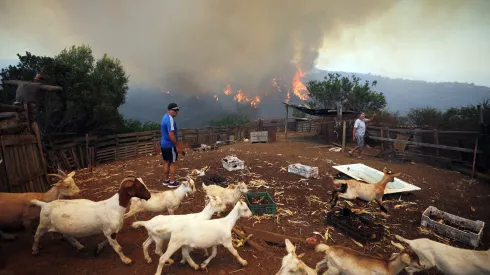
[2,73,62,123]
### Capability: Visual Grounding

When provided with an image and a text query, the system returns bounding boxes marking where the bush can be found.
[209,113,250,126]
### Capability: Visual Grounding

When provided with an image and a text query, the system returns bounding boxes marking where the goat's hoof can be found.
[180,259,186,265]
[199,264,207,270]
[122,257,133,265]
[146,258,152,264]
[240,260,248,266]
[167,258,175,265]
[32,250,39,256]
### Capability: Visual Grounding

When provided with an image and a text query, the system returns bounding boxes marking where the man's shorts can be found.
[355,134,365,148]
[161,147,178,163]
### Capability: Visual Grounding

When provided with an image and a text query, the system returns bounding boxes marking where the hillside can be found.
[120,69,490,127]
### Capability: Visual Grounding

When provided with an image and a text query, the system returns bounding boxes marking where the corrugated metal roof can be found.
[283,102,360,117]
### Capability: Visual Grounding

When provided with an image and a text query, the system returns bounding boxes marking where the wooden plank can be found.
[368,136,482,153]
[342,120,346,152]
[0,103,24,113]
[472,137,479,178]
[0,140,9,192]
[242,226,306,245]
[1,135,37,146]
[434,129,439,156]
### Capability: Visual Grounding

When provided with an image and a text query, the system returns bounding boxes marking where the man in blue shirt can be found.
[160,103,182,187]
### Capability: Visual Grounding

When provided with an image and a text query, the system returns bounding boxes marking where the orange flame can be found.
[224,84,232,95]
[234,90,245,102]
[292,67,309,100]
[250,96,260,108]
[272,78,281,92]
[285,89,291,103]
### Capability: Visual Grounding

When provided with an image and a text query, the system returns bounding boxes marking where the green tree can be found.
[209,113,250,126]
[307,73,386,113]
[0,45,129,136]
[407,106,443,126]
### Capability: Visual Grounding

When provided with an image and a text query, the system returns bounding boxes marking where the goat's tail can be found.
[315,244,330,254]
[131,221,148,229]
[395,235,411,244]
[30,199,47,208]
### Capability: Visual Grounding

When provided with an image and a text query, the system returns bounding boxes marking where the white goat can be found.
[124,177,196,219]
[276,239,316,275]
[201,181,248,215]
[329,168,401,213]
[153,201,252,275]
[0,170,80,240]
[394,235,490,275]
[30,176,151,264]
[315,243,423,275]
[131,195,227,265]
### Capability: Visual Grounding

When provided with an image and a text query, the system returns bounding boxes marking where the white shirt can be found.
[354,118,370,136]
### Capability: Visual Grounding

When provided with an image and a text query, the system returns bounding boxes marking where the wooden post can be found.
[285,105,289,140]
[86,134,92,172]
[380,128,384,151]
[472,136,479,178]
[342,120,347,152]
[433,129,439,156]
[32,122,49,190]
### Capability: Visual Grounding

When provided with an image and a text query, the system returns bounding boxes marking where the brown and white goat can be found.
[30,176,151,264]
[329,168,401,213]
[276,239,316,275]
[315,243,423,275]
[0,170,80,240]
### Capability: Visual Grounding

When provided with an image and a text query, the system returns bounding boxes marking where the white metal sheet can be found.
[332,163,421,194]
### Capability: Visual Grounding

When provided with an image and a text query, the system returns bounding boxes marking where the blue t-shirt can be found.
[160,113,178,148]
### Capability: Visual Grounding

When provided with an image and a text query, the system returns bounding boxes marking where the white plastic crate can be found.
[222,156,245,171]
[421,206,485,248]
[287,163,319,179]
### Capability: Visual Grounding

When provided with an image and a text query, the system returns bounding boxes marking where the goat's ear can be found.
[382,167,389,174]
[57,169,67,177]
[297,253,305,259]
[285,239,295,254]
[67,171,76,178]
[389,253,399,260]
[392,172,401,177]
[390,240,405,251]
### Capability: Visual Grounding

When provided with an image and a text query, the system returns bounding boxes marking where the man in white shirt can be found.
[349,112,376,158]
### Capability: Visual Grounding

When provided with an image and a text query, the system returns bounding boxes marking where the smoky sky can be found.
[0,0,397,96]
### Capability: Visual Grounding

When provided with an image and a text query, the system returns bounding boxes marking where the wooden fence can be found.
[46,124,260,171]
[0,134,49,193]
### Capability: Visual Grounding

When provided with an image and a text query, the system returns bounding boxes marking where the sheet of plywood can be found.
[394,134,410,152]
[332,163,421,194]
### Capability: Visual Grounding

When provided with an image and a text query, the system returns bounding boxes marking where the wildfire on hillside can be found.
[224,84,232,95]
[291,67,309,100]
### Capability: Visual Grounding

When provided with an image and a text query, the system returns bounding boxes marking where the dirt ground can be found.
[1,133,489,275]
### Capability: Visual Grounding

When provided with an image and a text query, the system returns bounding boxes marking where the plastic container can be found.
[245,192,276,216]
[325,208,384,243]
[421,206,484,248]
[222,156,244,171]
[288,163,319,178]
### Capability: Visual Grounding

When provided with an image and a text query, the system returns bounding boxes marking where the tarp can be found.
[332,163,421,194]
[283,102,360,117]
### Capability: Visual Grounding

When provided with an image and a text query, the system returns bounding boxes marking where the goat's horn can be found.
[57,169,67,177]
[121,177,136,185]
[47,174,65,181]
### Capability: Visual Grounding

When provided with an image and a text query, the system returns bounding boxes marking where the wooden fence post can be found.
[433,129,439,156]
[285,105,289,140]
[342,120,347,152]
[472,136,479,178]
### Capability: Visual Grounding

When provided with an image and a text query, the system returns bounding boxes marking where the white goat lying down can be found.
[276,239,316,275]
[30,176,151,265]
[131,195,226,265]
[124,177,195,219]
[201,181,248,215]
[0,170,80,240]
[330,168,401,213]
[153,201,252,275]
[394,235,490,275]
[315,242,423,275]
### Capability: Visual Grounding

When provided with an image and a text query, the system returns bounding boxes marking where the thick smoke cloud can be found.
[0,0,395,96]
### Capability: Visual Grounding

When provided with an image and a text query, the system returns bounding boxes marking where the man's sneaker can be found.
[167,181,180,188]
[163,179,170,186]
